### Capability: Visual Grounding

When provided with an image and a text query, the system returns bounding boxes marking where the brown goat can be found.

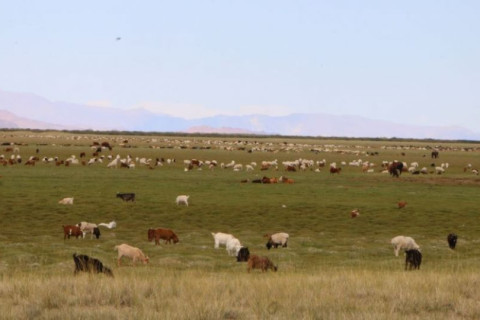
[247,255,277,272]
[148,228,179,245]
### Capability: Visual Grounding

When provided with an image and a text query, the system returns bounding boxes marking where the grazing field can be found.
[1,130,480,319]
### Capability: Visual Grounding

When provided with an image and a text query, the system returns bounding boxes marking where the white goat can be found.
[391,235,420,257]
[176,195,189,206]
[211,232,235,249]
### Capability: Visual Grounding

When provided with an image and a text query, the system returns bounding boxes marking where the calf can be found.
[236,247,250,262]
[447,233,458,249]
[247,255,278,272]
[63,225,83,240]
[73,253,113,277]
[116,192,135,202]
[148,228,179,245]
[405,249,422,270]
[114,243,149,266]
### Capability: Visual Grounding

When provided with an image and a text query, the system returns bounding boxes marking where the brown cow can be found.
[247,255,277,272]
[330,167,341,174]
[63,225,83,240]
[148,228,179,245]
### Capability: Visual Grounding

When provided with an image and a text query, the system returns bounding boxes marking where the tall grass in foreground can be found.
[1,269,479,320]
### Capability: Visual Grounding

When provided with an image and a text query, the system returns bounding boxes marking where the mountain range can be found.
[1,89,479,140]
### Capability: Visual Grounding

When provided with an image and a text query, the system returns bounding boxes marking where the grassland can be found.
[1,130,480,319]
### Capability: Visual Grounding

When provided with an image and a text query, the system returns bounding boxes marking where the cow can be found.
[405,249,422,270]
[116,192,135,202]
[72,253,113,277]
[63,225,83,240]
[431,150,439,159]
[148,228,179,245]
[114,243,149,266]
[447,233,458,249]
[236,247,250,262]
[247,255,277,272]
[330,167,341,174]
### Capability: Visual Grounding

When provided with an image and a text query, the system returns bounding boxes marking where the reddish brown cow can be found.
[148,228,179,245]
[247,255,277,272]
[63,225,83,240]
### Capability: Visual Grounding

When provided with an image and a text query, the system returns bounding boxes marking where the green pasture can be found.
[1,131,480,275]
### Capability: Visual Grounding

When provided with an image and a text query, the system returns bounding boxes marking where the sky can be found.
[1,1,479,131]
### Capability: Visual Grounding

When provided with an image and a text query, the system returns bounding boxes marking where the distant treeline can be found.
[1,128,479,144]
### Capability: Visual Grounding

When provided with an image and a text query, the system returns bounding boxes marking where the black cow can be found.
[73,253,113,277]
[116,192,135,202]
[447,233,458,249]
[431,150,439,159]
[236,247,250,262]
[405,249,422,270]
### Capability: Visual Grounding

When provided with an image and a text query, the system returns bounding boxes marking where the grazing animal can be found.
[351,209,360,218]
[148,228,179,245]
[211,232,235,248]
[58,197,74,205]
[73,253,113,277]
[431,150,439,159]
[63,225,83,240]
[175,195,190,206]
[405,249,422,270]
[226,237,242,256]
[447,233,458,249]
[98,221,117,229]
[114,243,149,266]
[389,162,404,177]
[391,235,420,257]
[236,247,250,262]
[398,201,407,209]
[247,255,278,272]
[265,232,289,250]
[116,192,135,202]
[77,222,101,239]
[329,167,341,174]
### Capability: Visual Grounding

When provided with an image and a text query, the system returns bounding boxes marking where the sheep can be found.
[114,243,149,266]
[265,232,289,250]
[391,235,420,257]
[211,232,235,249]
[58,197,74,205]
[226,237,242,256]
[175,195,189,206]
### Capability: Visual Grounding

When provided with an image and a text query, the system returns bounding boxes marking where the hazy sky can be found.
[1,1,479,131]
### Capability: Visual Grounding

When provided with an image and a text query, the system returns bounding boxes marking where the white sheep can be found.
[176,195,189,206]
[211,232,235,249]
[391,235,420,257]
[265,232,289,250]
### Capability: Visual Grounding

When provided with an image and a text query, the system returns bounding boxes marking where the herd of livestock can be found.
[1,135,475,278]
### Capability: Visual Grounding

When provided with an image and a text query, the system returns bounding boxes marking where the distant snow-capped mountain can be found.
[1,89,479,140]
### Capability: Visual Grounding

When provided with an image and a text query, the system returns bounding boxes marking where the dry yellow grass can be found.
[1,269,479,319]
